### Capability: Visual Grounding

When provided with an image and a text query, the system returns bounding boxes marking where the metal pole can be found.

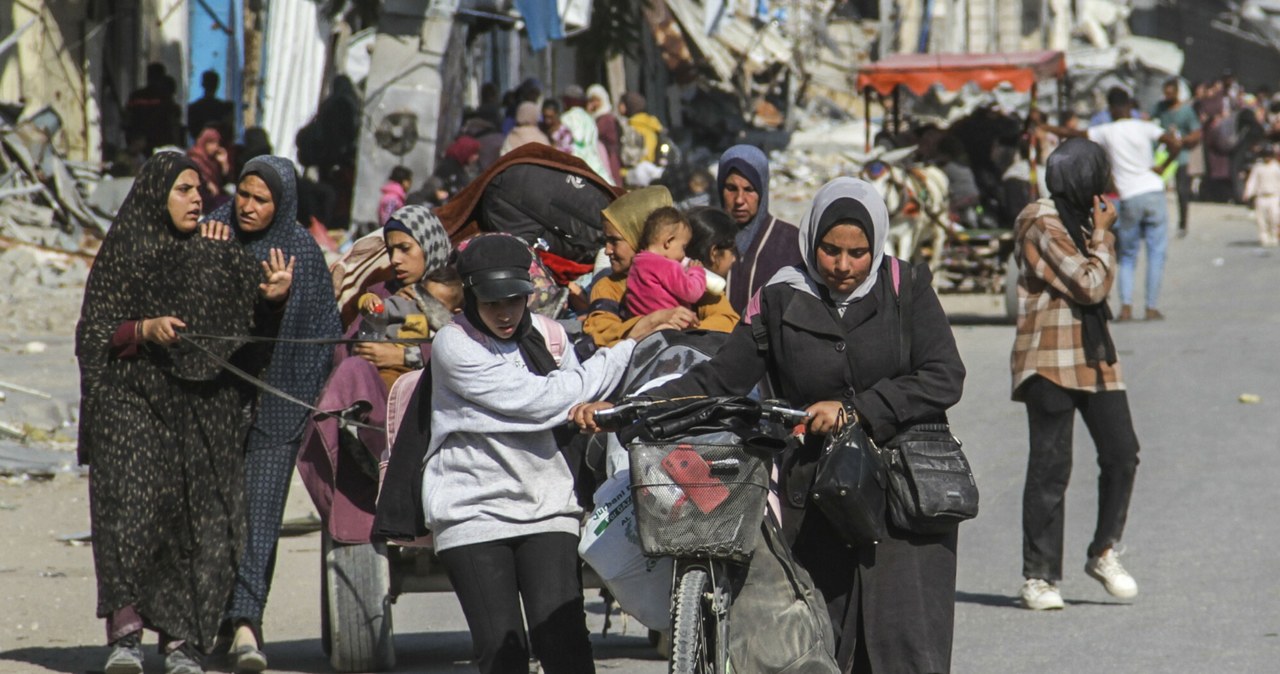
[1040,0,1051,49]
[988,0,998,53]
[893,86,901,135]
[865,87,872,153]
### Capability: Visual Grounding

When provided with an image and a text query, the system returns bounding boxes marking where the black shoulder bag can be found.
[809,407,889,546]
[882,261,979,535]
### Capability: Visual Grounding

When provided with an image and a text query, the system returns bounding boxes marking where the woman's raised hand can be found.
[141,316,187,346]
[259,247,296,302]
[804,400,847,436]
[569,401,614,433]
[199,220,232,241]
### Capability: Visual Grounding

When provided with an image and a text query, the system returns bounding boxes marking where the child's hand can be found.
[357,293,385,314]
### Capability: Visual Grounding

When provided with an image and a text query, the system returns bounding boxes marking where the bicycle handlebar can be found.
[591,397,809,430]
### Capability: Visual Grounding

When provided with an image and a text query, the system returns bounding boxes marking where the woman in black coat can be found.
[576,177,965,673]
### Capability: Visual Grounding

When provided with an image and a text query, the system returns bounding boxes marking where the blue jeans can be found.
[1116,191,1169,309]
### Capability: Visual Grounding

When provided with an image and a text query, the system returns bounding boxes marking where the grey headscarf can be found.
[716,144,773,255]
[769,177,888,311]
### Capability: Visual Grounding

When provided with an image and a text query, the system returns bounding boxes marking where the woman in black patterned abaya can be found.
[77,152,291,674]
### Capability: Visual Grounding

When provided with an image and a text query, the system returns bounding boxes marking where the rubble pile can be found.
[0,245,89,337]
[0,117,114,337]
[0,122,111,248]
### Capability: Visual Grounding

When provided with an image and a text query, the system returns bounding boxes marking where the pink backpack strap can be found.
[459,313,568,365]
[532,314,568,365]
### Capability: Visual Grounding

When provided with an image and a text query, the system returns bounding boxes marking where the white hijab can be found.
[768,177,889,312]
[586,84,613,119]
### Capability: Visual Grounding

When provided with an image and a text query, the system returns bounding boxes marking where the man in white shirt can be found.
[1039,88,1181,321]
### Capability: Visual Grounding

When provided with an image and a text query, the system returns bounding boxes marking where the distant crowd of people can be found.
[375,79,675,223]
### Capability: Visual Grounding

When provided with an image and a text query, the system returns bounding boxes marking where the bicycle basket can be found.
[628,441,769,562]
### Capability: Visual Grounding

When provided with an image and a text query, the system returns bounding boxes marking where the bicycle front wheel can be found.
[671,568,712,674]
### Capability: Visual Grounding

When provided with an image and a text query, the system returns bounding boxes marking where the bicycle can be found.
[594,396,808,674]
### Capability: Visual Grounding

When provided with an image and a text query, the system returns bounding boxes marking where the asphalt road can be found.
[289,199,1280,673]
[2,199,1277,673]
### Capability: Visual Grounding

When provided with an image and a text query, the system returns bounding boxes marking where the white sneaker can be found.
[1085,548,1138,599]
[1019,578,1064,610]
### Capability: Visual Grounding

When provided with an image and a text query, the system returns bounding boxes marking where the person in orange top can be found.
[583,186,739,347]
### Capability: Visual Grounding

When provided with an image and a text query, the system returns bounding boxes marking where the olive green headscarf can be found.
[600,185,673,249]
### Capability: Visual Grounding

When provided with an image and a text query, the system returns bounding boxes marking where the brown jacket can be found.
[1010,199,1124,399]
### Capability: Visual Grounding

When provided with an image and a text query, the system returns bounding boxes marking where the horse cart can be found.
[856,50,1069,321]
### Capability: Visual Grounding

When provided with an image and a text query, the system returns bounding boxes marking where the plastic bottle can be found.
[357,301,388,341]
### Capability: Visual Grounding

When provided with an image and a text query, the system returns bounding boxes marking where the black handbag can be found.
[883,424,978,535]
[879,261,979,535]
[809,411,888,546]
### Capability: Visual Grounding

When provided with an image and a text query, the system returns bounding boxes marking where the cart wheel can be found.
[320,533,331,657]
[670,568,711,674]
[322,531,396,672]
[1003,252,1020,324]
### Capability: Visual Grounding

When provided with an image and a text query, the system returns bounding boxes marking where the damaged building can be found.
[2,1,1280,234]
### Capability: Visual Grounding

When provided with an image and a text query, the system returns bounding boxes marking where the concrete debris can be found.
[0,381,52,400]
[0,244,91,336]
[0,115,111,258]
[56,531,91,546]
[0,441,79,478]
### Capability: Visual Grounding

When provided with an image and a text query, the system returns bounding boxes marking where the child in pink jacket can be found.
[624,206,726,317]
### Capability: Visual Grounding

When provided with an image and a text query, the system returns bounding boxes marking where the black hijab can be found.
[1044,138,1117,365]
[76,151,258,459]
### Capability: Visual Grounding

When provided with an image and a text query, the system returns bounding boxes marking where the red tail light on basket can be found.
[661,446,730,514]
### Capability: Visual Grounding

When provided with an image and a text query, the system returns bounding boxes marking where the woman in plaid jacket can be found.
[1011,138,1142,611]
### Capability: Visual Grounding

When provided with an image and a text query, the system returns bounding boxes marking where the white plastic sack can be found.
[579,470,672,630]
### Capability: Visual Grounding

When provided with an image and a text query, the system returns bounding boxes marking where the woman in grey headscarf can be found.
[715,144,802,313]
[203,156,342,671]
[577,177,967,673]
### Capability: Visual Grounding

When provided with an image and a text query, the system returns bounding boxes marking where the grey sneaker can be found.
[104,641,144,674]
[232,644,268,673]
[1019,578,1064,610]
[1085,548,1138,599]
[164,646,204,674]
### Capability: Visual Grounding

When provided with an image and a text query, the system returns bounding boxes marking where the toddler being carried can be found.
[624,207,728,318]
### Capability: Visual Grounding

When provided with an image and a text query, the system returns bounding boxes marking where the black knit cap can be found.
[456,235,535,301]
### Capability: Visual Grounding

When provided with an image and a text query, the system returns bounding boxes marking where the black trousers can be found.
[1175,164,1192,232]
[437,532,594,674]
[1021,376,1140,582]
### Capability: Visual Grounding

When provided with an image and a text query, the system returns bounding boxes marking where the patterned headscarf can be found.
[76,151,258,462]
[207,155,342,446]
[383,205,451,277]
